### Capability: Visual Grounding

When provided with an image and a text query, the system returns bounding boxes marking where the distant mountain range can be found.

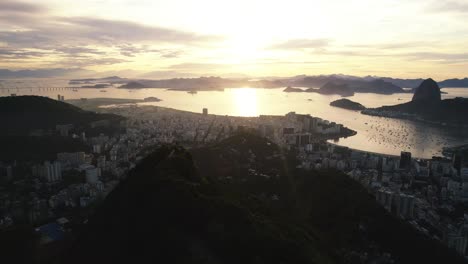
[0,68,468,89]
[63,74,468,95]
[1,71,467,95]
[302,79,404,96]
[438,78,468,88]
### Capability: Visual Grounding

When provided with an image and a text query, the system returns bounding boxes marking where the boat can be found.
[100,90,107,92]
[187,90,197,94]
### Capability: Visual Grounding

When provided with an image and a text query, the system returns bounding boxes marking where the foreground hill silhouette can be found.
[59,133,465,264]
[0,96,123,161]
[363,79,468,125]
[0,96,122,136]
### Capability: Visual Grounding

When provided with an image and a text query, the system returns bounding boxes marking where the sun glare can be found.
[231,88,258,117]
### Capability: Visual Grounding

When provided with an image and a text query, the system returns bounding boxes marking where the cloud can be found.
[161,50,183,58]
[116,44,182,58]
[350,41,437,50]
[0,68,94,78]
[269,39,330,50]
[403,52,468,63]
[52,58,130,68]
[428,1,468,13]
[168,62,232,71]
[0,17,219,47]
[137,70,198,79]
[0,48,48,59]
[53,46,106,56]
[59,17,220,44]
[0,1,45,13]
[0,11,216,67]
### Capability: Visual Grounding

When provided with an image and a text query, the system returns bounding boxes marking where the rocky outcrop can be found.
[412,78,441,103]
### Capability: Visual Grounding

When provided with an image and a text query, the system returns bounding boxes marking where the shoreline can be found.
[362,109,468,129]
[67,97,457,160]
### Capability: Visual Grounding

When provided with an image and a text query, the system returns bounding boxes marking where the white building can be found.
[44,161,62,182]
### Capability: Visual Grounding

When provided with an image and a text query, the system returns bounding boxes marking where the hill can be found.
[330,99,366,110]
[61,143,334,264]
[0,96,123,161]
[290,76,404,95]
[363,79,468,125]
[67,74,413,94]
[306,82,354,97]
[119,81,148,89]
[283,86,304,92]
[303,79,403,97]
[439,78,468,88]
[57,133,465,264]
[0,96,122,136]
[412,78,441,103]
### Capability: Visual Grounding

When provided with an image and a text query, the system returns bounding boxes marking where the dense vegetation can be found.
[54,133,465,264]
[330,99,366,110]
[0,96,122,136]
[0,96,123,161]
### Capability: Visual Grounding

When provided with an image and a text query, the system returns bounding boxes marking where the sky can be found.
[0,0,467,79]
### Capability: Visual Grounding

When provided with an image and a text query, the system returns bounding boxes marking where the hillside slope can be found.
[60,134,465,264]
[0,96,121,135]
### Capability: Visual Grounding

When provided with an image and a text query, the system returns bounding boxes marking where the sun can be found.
[230,88,258,117]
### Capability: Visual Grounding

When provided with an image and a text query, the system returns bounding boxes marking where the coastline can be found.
[362,109,468,128]
[66,96,465,160]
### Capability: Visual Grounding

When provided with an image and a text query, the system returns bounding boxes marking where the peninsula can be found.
[362,79,468,126]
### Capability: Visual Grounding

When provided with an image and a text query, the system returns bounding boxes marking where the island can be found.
[143,97,162,102]
[66,75,410,94]
[362,78,468,126]
[119,81,148,89]
[330,98,366,110]
[283,86,304,92]
[306,82,355,97]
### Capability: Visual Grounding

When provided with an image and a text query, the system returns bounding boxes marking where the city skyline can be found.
[1,0,468,79]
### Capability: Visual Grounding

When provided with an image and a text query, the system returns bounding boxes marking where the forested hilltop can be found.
[52,133,465,264]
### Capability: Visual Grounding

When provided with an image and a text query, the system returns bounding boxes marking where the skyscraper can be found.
[399,151,412,170]
[453,153,463,176]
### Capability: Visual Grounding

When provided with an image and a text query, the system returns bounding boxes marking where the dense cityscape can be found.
[0,94,467,261]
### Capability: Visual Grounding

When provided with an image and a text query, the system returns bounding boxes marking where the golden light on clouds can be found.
[0,0,467,79]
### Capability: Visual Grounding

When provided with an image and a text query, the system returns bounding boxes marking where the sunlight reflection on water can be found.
[1,83,467,158]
